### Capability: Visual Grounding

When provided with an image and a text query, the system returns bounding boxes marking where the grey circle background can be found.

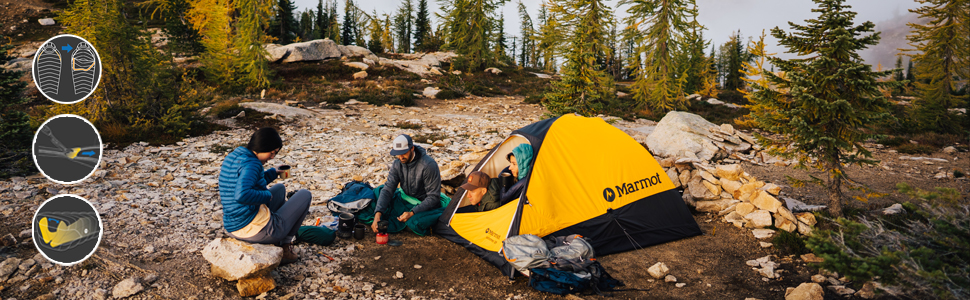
[31,34,102,104]
[32,115,102,184]
[32,194,103,266]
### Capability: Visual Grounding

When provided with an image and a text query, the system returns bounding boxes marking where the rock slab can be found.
[237,275,276,297]
[112,277,144,298]
[202,238,282,281]
[646,112,721,161]
[786,282,824,300]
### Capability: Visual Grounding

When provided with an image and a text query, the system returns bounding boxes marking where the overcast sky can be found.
[291,0,922,61]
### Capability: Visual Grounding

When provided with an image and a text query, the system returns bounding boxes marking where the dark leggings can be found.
[228,184,312,246]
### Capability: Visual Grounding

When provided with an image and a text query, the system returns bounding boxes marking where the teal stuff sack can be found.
[296,226,336,246]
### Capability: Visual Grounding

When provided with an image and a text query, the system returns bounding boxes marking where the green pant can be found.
[355,185,449,236]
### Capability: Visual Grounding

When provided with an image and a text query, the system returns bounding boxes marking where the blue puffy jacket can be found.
[219,146,278,232]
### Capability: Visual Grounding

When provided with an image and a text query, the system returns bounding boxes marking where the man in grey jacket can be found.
[371,134,443,233]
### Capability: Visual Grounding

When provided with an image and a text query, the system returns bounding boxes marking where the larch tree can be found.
[413,0,431,51]
[902,0,969,133]
[681,16,709,94]
[234,0,275,89]
[542,0,616,116]
[269,0,298,44]
[536,1,560,72]
[187,0,235,86]
[622,0,697,113]
[393,0,414,53]
[742,0,898,218]
[439,0,507,71]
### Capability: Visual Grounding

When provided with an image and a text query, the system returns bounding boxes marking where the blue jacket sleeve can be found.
[500,179,527,204]
[235,165,273,205]
[375,162,400,214]
[410,161,442,214]
[263,167,278,183]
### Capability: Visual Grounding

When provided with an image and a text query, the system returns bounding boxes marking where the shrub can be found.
[772,230,809,255]
[435,89,464,100]
[896,143,935,154]
[806,184,969,299]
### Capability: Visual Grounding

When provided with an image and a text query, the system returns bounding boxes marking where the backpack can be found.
[501,234,552,273]
[520,235,626,295]
[327,181,375,214]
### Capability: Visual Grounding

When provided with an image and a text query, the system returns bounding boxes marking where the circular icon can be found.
[32,194,103,266]
[32,114,103,185]
[603,187,616,202]
[31,34,102,104]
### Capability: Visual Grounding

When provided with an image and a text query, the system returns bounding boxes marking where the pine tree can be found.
[536,1,560,72]
[328,1,341,42]
[342,0,356,45]
[698,46,718,98]
[542,0,615,116]
[516,1,534,68]
[439,0,508,71]
[393,0,414,53]
[902,0,969,133]
[314,0,327,39]
[621,22,639,81]
[0,36,30,155]
[145,0,205,56]
[721,30,750,92]
[269,0,298,44]
[893,56,905,82]
[299,9,315,41]
[622,0,697,113]
[742,0,898,218]
[681,16,709,94]
[493,13,509,65]
[413,0,431,51]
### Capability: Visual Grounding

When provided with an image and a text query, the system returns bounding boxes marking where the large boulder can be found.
[201,238,282,281]
[337,45,379,62]
[280,39,341,63]
[264,44,291,63]
[646,112,723,161]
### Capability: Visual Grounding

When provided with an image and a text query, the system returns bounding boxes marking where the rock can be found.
[828,285,855,296]
[715,164,743,181]
[774,217,796,232]
[664,275,677,282]
[883,203,904,215]
[439,161,467,181]
[942,146,957,154]
[647,262,669,279]
[38,18,56,26]
[0,233,15,247]
[856,281,876,299]
[759,242,773,248]
[762,183,781,195]
[201,238,282,281]
[422,86,440,98]
[795,212,817,227]
[744,210,773,228]
[239,102,316,117]
[735,182,762,201]
[735,202,755,216]
[484,67,502,75]
[394,271,404,279]
[414,264,422,269]
[811,274,826,283]
[345,99,362,105]
[616,91,629,97]
[336,44,374,58]
[724,211,745,227]
[237,275,275,297]
[263,44,290,62]
[800,253,823,263]
[280,39,342,63]
[751,191,783,213]
[0,257,21,279]
[666,168,681,188]
[675,283,686,288]
[719,123,735,135]
[721,179,742,195]
[799,220,814,234]
[776,207,796,222]
[353,71,368,80]
[344,62,369,70]
[695,199,738,213]
[645,112,722,161]
[688,176,718,200]
[751,229,775,239]
[702,180,721,195]
[112,277,144,298]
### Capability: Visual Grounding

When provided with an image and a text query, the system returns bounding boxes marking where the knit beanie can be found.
[246,127,283,153]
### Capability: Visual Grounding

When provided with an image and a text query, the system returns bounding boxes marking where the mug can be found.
[353,224,366,240]
[277,165,292,179]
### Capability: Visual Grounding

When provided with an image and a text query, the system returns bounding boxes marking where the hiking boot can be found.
[280,243,299,265]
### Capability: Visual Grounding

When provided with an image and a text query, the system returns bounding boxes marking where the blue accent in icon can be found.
[61,44,73,52]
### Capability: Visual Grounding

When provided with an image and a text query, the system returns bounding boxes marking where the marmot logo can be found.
[603,187,616,202]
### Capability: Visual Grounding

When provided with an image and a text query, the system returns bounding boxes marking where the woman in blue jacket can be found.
[500,143,533,204]
[219,127,311,264]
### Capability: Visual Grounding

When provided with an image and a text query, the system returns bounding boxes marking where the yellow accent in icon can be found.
[71,57,96,71]
[38,217,96,248]
[67,147,81,159]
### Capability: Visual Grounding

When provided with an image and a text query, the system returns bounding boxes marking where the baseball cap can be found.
[461,171,491,191]
[389,134,413,156]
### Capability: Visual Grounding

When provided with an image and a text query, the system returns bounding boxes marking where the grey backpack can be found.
[502,234,552,273]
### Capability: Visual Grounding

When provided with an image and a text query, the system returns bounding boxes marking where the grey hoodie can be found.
[375,145,442,214]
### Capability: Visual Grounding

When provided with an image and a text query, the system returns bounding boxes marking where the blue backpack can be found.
[528,260,625,295]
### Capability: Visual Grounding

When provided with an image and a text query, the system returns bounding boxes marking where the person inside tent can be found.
[365,134,449,236]
[500,143,534,204]
[219,127,312,264]
[455,171,503,213]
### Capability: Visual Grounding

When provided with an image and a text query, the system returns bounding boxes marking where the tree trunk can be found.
[826,153,844,218]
